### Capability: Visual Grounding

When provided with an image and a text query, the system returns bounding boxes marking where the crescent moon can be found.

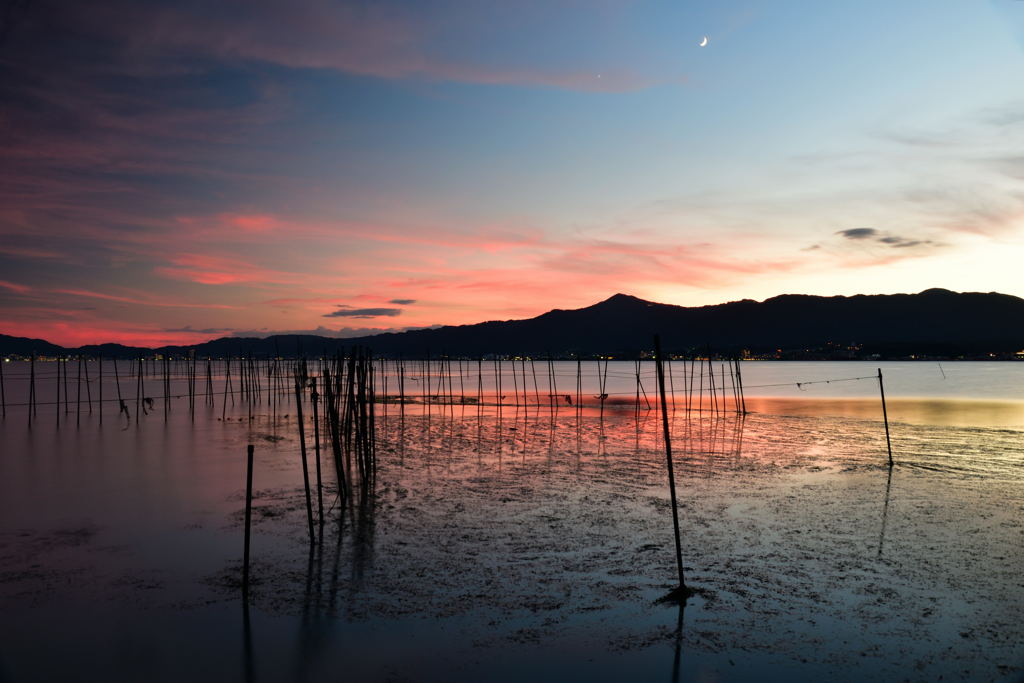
[699,35,709,47]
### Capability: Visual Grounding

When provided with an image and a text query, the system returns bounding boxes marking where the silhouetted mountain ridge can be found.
[2,289,1023,359]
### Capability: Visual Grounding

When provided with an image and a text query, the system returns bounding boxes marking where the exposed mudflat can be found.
[1,402,1022,682]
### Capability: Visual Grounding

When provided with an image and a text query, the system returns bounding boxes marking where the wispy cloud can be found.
[837,228,879,240]
[0,280,31,294]
[834,227,939,251]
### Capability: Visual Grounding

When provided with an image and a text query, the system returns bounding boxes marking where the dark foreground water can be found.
[0,362,1022,682]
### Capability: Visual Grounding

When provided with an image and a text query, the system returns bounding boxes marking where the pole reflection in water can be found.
[242,600,255,683]
[877,465,894,559]
[670,602,685,683]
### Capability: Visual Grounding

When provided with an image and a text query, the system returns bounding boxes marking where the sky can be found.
[1,0,1023,347]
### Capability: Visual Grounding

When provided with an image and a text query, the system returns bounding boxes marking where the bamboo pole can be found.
[531,359,540,408]
[635,359,641,422]
[459,358,465,405]
[163,356,168,421]
[708,357,718,415]
[311,376,323,527]
[63,353,69,415]
[688,356,695,414]
[736,358,747,415]
[654,335,690,601]
[84,356,92,414]
[511,356,520,407]
[222,359,230,420]
[114,359,127,420]
[575,358,581,420]
[135,357,142,417]
[76,355,81,427]
[294,375,316,545]
[55,356,61,425]
[698,357,704,414]
[548,356,557,412]
[668,356,676,416]
[28,353,35,426]
[206,359,213,407]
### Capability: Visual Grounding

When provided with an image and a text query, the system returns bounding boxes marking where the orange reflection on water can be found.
[745,396,1024,429]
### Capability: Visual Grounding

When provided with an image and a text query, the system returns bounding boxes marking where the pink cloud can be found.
[220,213,282,232]
[0,280,31,294]
[154,253,303,286]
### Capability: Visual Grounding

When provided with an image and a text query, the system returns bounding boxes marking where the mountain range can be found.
[3,289,1024,359]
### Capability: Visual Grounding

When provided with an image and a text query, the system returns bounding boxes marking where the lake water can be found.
[0,360,1021,681]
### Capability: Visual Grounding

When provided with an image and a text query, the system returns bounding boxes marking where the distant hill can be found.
[3,289,1024,359]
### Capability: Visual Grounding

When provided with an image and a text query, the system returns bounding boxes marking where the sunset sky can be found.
[2,0,1023,347]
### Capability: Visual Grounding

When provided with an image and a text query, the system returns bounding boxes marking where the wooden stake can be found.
[878,368,894,468]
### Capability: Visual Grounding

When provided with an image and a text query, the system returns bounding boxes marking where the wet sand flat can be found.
[1,401,1022,682]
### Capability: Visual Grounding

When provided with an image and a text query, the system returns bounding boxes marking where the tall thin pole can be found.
[84,356,92,414]
[311,376,323,527]
[114,359,125,420]
[575,358,581,419]
[736,358,747,415]
[655,335,688,597]
[76,356,81,427]
[28,353,36,424]
[668,357,676,416]
[294,375,316,545]
[878,368,894,468]
[222,359,231,420]
[135,357,142,418]
[63,354,69,414]
[635,359,641,422]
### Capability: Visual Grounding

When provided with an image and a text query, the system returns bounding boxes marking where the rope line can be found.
[742,375,877,390]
